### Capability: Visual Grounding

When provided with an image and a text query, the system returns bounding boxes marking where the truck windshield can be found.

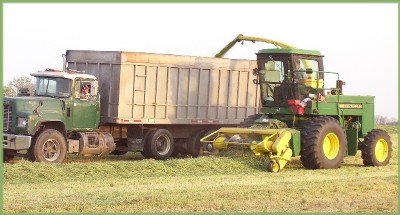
[35,77,72,98]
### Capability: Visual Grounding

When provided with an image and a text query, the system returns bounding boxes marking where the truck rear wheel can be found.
[110,150,128,156]
[361,129,392,166]
[186,129,208,158]
[300,116,347,169]
[28,129,67,163]
[146,129,174,160]
[140,130,154,159]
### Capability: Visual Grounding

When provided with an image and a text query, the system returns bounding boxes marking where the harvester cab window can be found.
[258,59,287,105]
[264,61,284,82]
[293,58,319,80]
[293,58,324,90]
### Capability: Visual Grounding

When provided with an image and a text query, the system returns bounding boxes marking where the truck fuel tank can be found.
[76,132,116,156]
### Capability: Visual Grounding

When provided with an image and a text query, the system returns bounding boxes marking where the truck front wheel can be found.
[3,150,15,162]
[28,129,67,163]
[146,129,174,160]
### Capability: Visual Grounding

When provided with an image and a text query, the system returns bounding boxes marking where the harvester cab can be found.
[255,48,330,117]
[202,46,392,173]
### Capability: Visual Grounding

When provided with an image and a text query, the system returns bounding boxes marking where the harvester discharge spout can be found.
[200,128,293,173]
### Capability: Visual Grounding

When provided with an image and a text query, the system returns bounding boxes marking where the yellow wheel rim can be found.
[375,138,389,162]
[272,162,280,173]
[323,133,340,160]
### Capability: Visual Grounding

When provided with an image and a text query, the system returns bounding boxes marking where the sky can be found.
[3,3,398,119]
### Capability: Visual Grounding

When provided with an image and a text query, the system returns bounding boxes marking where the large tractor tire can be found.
[239,114,263,128]
[28,129,67,163]
[145,129,174,160]
[300,116,347,169]
[361,129,392,166]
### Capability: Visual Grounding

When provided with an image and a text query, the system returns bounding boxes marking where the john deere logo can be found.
[339,104,363,109]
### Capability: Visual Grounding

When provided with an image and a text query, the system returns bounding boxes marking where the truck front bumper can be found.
[3,134,32,150]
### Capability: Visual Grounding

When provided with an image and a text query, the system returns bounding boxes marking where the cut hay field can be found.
[3,126,398,213]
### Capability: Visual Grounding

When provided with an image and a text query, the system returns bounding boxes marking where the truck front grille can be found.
[3,104,12,132]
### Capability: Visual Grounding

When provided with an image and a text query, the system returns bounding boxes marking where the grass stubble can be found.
[3,126,398,213]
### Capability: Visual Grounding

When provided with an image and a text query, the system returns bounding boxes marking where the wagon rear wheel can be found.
[146,129,174,160]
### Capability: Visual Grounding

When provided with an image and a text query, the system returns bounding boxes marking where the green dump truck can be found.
[3,50,259,163]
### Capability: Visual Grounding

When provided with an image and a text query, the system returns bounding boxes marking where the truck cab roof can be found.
[31,69,97,80]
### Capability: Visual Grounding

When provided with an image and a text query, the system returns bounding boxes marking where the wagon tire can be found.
[146,129,174,160]
[361,129,392,166]
[28,129,67,163]
[300,116,347,169]
[141,130,154,159]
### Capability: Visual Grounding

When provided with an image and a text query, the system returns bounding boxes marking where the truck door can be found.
[72,79,100,130]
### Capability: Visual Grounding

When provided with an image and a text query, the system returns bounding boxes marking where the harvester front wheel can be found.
[361,129,392,166]
[300,117,347,169]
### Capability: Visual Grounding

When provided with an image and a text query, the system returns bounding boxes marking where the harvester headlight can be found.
[17,117,28,127]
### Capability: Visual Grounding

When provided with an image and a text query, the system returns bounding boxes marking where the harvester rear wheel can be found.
[300,117,347,169]
[361,129,392,166]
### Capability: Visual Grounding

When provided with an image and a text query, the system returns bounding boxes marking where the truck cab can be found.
[3,69,112,162]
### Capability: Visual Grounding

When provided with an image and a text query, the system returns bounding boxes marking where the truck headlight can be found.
[17,118,28,127]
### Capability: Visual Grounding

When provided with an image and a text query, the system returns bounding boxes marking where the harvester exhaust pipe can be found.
[336,80,345,95]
